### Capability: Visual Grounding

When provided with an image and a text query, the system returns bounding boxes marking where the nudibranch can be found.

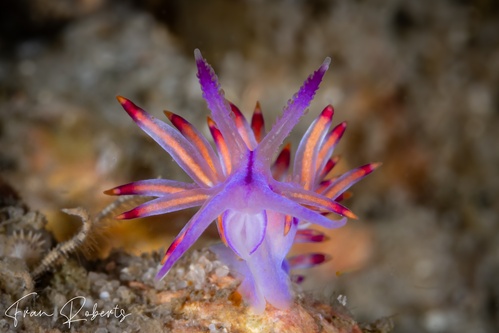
[105,49,379,313]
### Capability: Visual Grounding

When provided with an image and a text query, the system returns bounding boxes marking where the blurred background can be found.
[0,0,497,332]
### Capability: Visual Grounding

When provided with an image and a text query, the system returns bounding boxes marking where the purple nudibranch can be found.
[105,49,380,313]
